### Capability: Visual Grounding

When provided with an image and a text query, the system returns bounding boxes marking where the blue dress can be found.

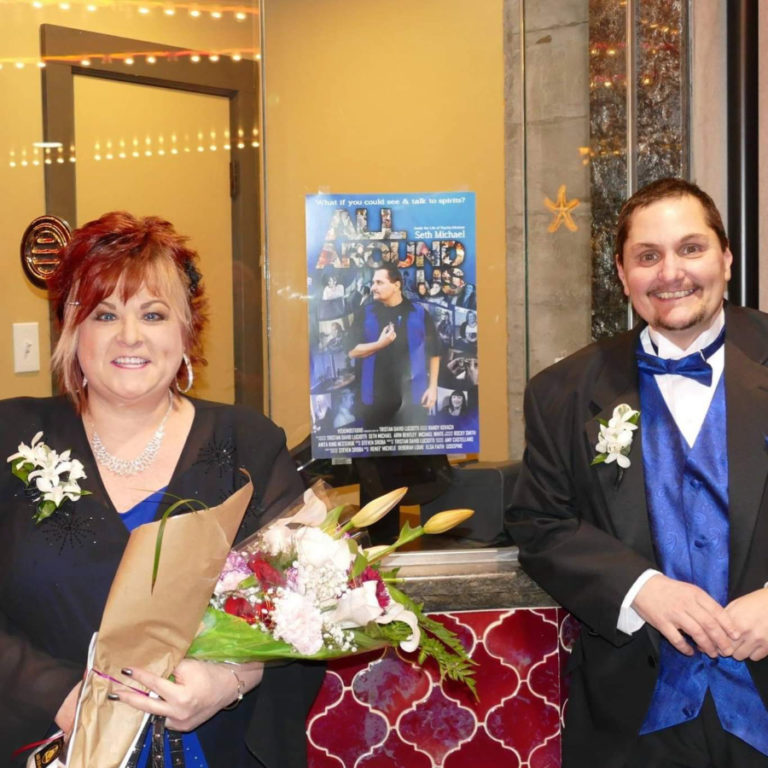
[120,489,207,768]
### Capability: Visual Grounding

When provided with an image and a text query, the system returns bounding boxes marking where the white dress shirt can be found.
[617,308,726,634]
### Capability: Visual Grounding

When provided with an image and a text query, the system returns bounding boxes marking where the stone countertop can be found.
[382,545,557,612]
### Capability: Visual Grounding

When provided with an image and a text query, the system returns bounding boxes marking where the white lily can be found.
[7,430,45,466]
[326,581,385,628]
[376,601,420,653]
[8,431,90,523]
[593,404,640,469]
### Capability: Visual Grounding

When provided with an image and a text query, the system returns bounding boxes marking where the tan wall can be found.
[261,0,509,459]
[0,2,256,400]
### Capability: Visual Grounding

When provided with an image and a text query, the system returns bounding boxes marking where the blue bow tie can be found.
[635,327,725,386]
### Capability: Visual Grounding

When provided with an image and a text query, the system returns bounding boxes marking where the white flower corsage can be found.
[7,431,90,523]
[591,404,640,470]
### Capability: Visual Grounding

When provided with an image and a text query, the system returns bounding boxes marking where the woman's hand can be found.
[112,659,264,732]
[55,681,82,739]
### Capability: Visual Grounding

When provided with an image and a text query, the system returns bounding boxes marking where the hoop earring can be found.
[176,354,194,394]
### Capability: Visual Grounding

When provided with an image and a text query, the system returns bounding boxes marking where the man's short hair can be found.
[375,262,403,289]
[615,177,729,262]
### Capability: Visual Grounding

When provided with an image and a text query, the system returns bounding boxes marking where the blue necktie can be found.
[636,327,725,386]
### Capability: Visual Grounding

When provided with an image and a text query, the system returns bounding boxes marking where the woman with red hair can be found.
[0,212,323,767]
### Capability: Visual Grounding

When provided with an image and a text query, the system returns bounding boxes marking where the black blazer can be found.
[507,304,768,766]
[0,396,323,768]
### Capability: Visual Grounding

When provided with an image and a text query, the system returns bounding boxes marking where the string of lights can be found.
[8,126,259,168]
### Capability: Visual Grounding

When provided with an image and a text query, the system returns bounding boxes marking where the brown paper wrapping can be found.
[65,480,253,768]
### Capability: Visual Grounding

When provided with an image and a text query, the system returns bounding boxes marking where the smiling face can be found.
[616,194,732,349]
[76,283,185,407]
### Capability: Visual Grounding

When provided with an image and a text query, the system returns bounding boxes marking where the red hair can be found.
[49,211,207,411]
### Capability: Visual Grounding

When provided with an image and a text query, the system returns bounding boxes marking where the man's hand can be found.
[725,589,768,661]
[377,322,396,348]
[632,573,740,657]
[421,384,438,410]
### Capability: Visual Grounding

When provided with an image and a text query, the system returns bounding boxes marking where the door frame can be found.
[41,23,264,409]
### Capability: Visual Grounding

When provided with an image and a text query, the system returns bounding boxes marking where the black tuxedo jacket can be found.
[507,304,768,767]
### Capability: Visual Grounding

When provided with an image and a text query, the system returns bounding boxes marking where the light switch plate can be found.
[13,322,40,373]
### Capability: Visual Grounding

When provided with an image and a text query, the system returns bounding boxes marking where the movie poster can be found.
[306,192,478,459]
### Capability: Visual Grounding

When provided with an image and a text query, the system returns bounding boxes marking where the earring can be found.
[176,354,194,394]
[81,375,88,388]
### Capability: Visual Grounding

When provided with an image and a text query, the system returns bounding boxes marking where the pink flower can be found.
[213,551,251,596]
[272,591,324,655]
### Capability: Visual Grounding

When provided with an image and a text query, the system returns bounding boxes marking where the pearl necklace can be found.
[90,391,174,477]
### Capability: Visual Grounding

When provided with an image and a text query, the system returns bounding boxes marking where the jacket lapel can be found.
[724,310,768,590]
[584,329,656,561]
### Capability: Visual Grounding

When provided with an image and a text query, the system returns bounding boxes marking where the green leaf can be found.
[33,499,57,524]
[386,584,478,699]
[320,504,345,533]
[11,459,32,485]
[349,551,369,580]
[152,496,208,592]
[590,454,607,466]
[186,607,388,662]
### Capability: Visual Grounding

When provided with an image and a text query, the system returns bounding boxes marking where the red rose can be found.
[248,554,285,588]
[224,596,258,624]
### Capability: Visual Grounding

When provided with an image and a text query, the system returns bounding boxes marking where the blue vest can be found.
[360,302,428,406]
[639,372,768,754]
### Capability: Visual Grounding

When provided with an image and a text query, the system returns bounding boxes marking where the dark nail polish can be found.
[121,668,133,676]
[107,693,120,701]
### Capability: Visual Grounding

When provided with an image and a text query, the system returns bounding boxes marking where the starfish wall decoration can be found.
[544,185,580,232]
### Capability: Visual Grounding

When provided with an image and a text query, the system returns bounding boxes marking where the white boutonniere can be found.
[591,404,640,470]
[7,431,90,523]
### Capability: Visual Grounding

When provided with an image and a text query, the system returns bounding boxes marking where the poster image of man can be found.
[306,192,479,458]
[348,264,440,429]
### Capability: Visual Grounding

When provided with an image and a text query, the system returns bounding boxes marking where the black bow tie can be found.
[635,327,725,386]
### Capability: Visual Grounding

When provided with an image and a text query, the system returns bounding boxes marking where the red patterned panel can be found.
[486,681,560,760]
[307,608,566,768]
[352,654,431,725]
[304,750,344,768]
[529,734,562,768]
[446,637,521,717]
[308,687,388,764]
[398,686,477,765]
[311,670,344,712]
[443,725,522,768]
[528,647,561,704]
[486,609,559,674]
[357,731,433,768]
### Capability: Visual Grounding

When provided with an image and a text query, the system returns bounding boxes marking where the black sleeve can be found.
[423,307,440,358]
[346,308,367,352]
[0,398,84,765]
[258,445,304,522]
[0,613,82,767]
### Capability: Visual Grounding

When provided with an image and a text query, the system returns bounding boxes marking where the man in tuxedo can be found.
[507,178,768,767]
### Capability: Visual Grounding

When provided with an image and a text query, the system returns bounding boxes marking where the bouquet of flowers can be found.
[60,480,475,768]
[187,483,477,694]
